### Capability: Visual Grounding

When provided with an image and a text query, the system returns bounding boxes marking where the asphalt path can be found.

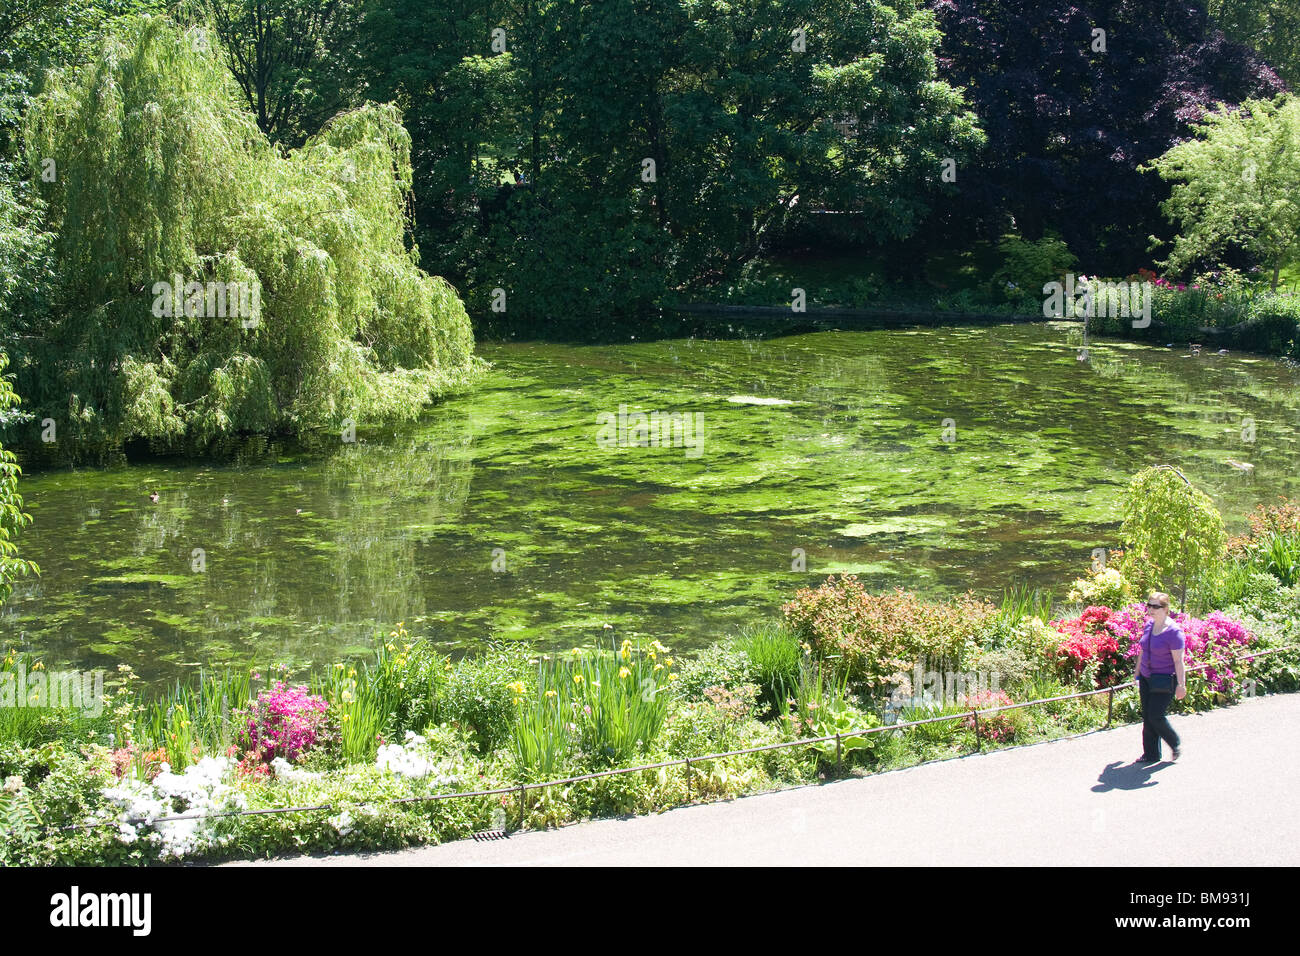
[222,692,1300,866]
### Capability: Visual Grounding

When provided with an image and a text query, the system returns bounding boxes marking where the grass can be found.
[735,619,802,714]
[997,583,1055,624]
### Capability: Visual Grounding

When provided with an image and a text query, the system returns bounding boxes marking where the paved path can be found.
[223,693,1300,866]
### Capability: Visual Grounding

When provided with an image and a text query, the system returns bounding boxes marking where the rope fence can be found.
[42,641,1299,836]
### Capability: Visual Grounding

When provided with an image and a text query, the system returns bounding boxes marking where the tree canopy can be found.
[356,0,986,333]
[11,15,478,460]
[926,0,1284,273]
[1142,93,1300,289]
[0,351,38,606]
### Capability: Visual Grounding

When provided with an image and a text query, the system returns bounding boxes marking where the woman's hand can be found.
[1175,684,1186,701]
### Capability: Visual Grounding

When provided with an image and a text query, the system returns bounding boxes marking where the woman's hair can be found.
[1148,592,1172,610]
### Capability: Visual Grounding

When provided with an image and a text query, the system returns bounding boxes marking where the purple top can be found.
[1139,620,1185,677]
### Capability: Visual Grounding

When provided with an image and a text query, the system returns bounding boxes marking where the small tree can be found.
[0,352,38,606]
[1141,93,1300,290]
[1119,467,1227,612]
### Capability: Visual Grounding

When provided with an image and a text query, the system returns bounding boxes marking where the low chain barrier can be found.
[42,642,1299,837]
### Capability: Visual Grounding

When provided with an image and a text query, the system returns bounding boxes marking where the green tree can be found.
[1209,0,1300,88]
[18,15,479,460]
[181,0,365,147]
[356,0,984,333]
[1142,93,1300,290]
[1119,466,1227,613]
[0,352,38,606]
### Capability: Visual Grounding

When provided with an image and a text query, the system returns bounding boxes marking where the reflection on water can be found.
[5,323,1300,689]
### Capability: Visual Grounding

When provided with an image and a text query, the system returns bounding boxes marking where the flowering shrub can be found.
[783,576,995,695]
[238,682,329,763]
[1120,606,1255,702]
[99,756,246,860]
[376,731,461,784]
[1066,565,1134,609]
[959,689,1017,743]
[1049,606,1137,688]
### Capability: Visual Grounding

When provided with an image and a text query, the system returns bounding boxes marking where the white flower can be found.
[329,810,355,837]
[270,757,321,784]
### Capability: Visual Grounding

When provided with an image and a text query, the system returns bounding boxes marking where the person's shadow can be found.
[1092,760,1168,792]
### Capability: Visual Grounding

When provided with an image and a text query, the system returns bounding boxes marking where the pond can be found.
[5,322,1299,690]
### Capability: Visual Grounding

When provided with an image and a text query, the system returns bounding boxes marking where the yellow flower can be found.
[573,674,584,684]
[618,667,631,679]
[664,658,673,667]
[506,680,526,696]
[545,690,557,698]
[667,673,678,682]
[342,713,351,722]
[341,689,354,703]
[620,647,630,661]
[31,661,44,671]
[653,663,664,672]
[334,663,344,670]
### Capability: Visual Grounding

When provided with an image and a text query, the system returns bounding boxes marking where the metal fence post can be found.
[685,758,692,802]
[835,732,842,771]
[972,711,981,752]
[1106,687,1114,728]
[517,783,525,831]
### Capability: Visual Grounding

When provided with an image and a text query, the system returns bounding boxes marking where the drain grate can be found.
[471,829,509,842]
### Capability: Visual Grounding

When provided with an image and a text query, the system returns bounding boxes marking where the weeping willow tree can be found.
[19,15,478,458]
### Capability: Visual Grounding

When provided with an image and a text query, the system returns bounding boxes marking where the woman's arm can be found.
[1173,648,1187,700]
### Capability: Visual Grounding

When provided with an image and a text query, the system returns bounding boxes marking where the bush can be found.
[992,232,1077,304]
[968,645,1035,693]
[237,682,329,764]
[1049,606,1138,689]
[959,689,1024,743]
[437,648,529,754]
[1066,565,1135,609]
[1118,467,1226,612]
[675,642,753,701]
[782,575,996,697]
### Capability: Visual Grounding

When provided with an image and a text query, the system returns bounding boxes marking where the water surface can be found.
[6,323,1299,688]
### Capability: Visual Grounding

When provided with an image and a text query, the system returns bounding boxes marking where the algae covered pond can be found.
[6,323,1300,689]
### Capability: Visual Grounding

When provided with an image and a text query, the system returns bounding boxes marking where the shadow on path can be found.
[1092,759,1170,792]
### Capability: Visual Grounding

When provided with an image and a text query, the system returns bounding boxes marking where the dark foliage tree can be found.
[926,0,1285,273]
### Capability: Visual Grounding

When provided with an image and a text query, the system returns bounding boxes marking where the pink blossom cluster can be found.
[240,681,329,763]
[1118,605,1254,694]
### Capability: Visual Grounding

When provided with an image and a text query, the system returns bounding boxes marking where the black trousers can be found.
[1138,675,1180,759]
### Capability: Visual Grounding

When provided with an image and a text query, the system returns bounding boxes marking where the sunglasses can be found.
[1145,602,1167,610]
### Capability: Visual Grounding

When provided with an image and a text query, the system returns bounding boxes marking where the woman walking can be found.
[1135,592,1187,764]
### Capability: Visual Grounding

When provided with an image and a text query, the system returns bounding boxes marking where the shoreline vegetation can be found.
[3,480,1299,866]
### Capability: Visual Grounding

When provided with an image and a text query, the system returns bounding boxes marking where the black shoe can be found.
[1171,746,1181,762]
[1137,755,1159,764]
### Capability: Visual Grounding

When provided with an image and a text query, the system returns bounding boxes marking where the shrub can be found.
[1066,565,1135,609]
[438,647,529,754]
[959,689,1020,743]
[675,642,753,700]
[968,645,1035,693]
[992,233,1077,304]
[1118,467,1226,612]
[782,576,996,697]
[237,682,329,764]
[1049,606,1137,689]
